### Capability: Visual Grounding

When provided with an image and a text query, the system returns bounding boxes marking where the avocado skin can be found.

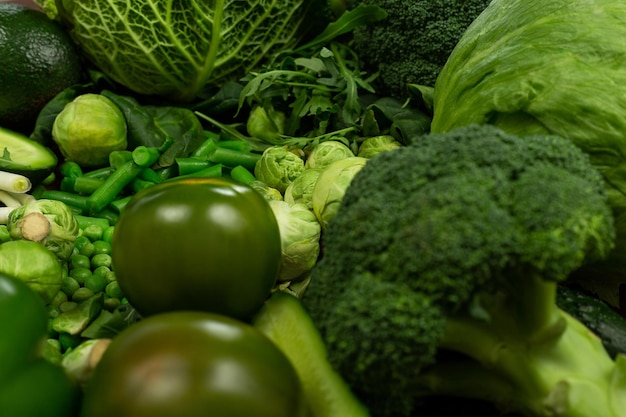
[0,3,83,134]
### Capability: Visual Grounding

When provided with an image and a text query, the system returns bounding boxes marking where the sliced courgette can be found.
[0,126,57,184]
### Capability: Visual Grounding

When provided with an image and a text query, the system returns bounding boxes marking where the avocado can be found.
[0,126,57,184]
[0,3,82,134]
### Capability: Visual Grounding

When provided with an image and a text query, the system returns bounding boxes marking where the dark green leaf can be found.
[294,4,388,53]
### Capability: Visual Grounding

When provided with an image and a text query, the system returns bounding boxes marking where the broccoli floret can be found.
[302,124,626,417]
[345,0,491,99]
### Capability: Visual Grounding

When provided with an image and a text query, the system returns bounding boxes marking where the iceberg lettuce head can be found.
[431,0,626,306]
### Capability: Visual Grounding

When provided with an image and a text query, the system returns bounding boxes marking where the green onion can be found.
[0,170,31,193]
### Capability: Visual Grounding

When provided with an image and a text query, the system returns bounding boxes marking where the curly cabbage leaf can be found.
[36,0,326,102]
[430,0,626,307]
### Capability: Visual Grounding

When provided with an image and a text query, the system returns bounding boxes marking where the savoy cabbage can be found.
[36,0,328,102]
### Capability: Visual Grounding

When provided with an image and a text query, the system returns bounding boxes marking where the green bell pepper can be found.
[0,272,81,417]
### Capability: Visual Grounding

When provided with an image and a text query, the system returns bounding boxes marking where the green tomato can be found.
[112,177,282,320]
[0,272,47,383]
[80,311,308,417]
[0,273,81,417]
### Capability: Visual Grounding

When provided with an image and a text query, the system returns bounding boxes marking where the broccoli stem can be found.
[422,280,626,417]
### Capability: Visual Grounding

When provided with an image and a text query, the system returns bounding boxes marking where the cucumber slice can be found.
[0,126,57,184]
[253,291,371,417]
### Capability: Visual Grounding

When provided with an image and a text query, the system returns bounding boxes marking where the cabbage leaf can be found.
[36,0,325,102]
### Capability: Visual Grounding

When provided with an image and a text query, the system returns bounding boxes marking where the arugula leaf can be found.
[293,4,388,54]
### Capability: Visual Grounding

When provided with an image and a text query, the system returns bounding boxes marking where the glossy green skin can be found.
[0,358,82,417]
[80,311,309,417]
[0,272,47,381]
[112,177,282,320]
[0,273,81,417]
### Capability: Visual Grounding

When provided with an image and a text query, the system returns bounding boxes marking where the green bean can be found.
[156,165,178,181]
[138,167,162,184]
[110,195,132,213]
[175,157,214,176]
[216,140,252,152]
[75,215,110,233]
[82,166,115,180]
[229,165,256,185]
[170,164,223,180]
[86,160,143,215]
[191,135,218,158]
[72,176,105,194]
[59,161,83,179]
[132,145,161,168]
[60,176,76,193]
[130,177,155,193]
[39,190,90,212]
[108,150,133,169]
[208,147,261,171]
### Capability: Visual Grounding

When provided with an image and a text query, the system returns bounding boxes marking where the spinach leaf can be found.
[101,90,205,168]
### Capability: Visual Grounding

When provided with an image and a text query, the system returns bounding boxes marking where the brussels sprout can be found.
[52,94,128,168]
[305,140,355,169]
[312,157,367,230]
[8,199,80,261]
[61,338,111,388]
[357,135,402,159]
[284,168,323,210]
[254,146,306,193]
[247,106,286,143]
[0,240,63,303]
[268,200,321,281]
[249,180,284,202]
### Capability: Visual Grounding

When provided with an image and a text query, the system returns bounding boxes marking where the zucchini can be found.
[0,126,57,184]
[557,284,626,358]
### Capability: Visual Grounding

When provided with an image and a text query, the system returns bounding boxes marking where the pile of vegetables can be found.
[2,0,626,416]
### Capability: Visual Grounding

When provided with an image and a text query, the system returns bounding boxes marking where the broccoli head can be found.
[345,0,491,99]
[302,124,625,417]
